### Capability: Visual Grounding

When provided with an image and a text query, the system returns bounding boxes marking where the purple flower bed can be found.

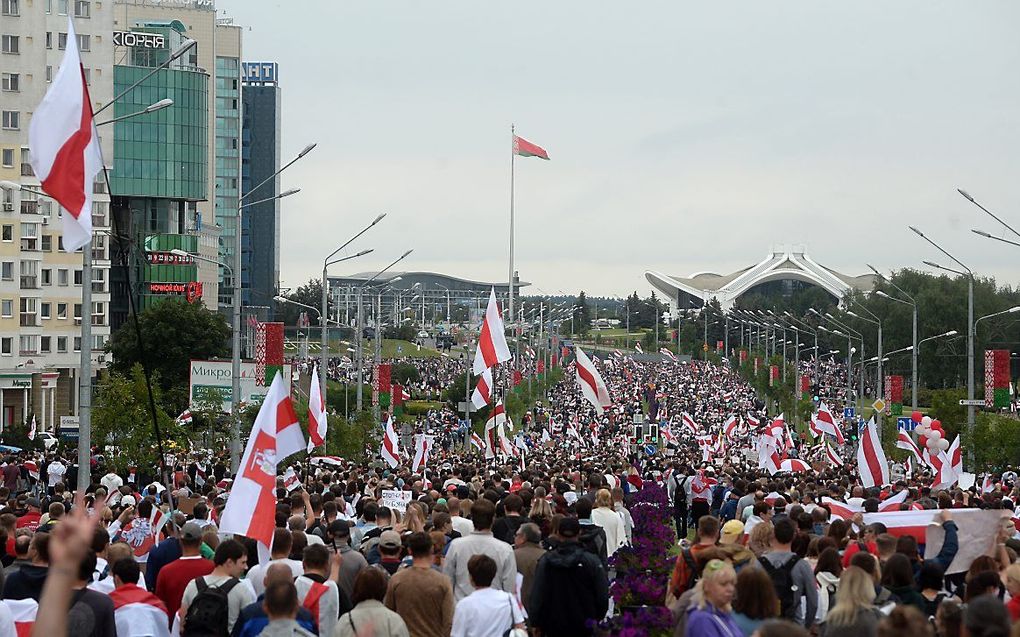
[599,484,676,636]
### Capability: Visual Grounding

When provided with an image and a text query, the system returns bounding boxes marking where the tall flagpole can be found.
[508,124,516,372]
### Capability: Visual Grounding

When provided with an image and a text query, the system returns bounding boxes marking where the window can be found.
[19,148,31,177]
[92,201,107,226]
[45,66,52,83]
[92,334,104,350]
[57,33,67,50]
[45,32,52,49]
[0,262,11,280]
[19,223,37,251]
[1,73,18,91]
[74,0,88,18]
[40,302,50,319]
[1,1,18,17]
[57,303,66,319]
[57,336,66,353]
[76,34,89,52]
[1,225,11,241]
[1,111,19,130]
[40,336,50,353]
[41,235,51,252]
[73,269,82,285]
[1,149,11,167]
[41,268,50,285]
[19,298,36,326]
[91,301,103,326]
[73,303,81,319]
[1,338,10,356]
[82,67,90,84]
[57,0,67,14]
[1,35,19,54]
[73,336,80,352]
[0,299,10,317]
[91,267,104,292]
[19,336,36,355]
[58,268,68,286]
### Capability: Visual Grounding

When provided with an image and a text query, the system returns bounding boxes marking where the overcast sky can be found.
[219,1,1020,299]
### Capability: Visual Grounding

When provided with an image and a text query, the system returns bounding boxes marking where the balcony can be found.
[19,315,37,327]
[91,315,105,327]
[19,275,37,289]
[20,163,32,177]
[91,282,106,293]
[18,349,38,356]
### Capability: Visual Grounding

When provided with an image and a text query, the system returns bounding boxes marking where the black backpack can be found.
[759,555,801,619]
[183,577,239,637]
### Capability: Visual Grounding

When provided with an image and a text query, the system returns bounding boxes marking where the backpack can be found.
[759,555,801,619]
[182,577,239,637]
[673,476,689,510]
[679,548,699,592]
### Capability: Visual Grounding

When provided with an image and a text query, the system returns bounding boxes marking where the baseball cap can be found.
[121,495,136,507]
[26,497,40,509]
[379,530,402,549]
[180,521,204,541]
[559,517,581,538]
[720,519,745,544]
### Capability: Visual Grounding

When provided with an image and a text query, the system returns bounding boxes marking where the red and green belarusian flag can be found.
[513,135,550,160]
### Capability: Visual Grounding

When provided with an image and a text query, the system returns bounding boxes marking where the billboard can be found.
[189,359,293,412]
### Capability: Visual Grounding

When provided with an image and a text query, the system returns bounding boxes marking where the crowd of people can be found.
[0,348,1018,637]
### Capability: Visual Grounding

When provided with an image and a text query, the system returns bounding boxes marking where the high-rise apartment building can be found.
[240,61,280,315]
[0,0,113,431]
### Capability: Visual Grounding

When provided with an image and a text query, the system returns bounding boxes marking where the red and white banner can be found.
[110,584,170,637]
[28,18,103,252]
[484,401,508,460]
[878,489,909,512]
[471,367,493,409]
[896,431,924,464]
[779,459,810,473]
[681,412,702,434]
[411,434,434,474]
[220,372,305,554]
[575,347,612,412]
[856,418,889,488]
[380,416,401,469]
[722,415,738,438]
[811,402,845,444]
[863,508,1009,574]
[307,366,327,452]
[825,440,844,467]
[472,289,512,375]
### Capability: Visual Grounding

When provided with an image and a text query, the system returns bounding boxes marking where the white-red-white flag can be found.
[821,497,860,520]
[28,415,36,441]
[470,432,484,451]
[307,366,327,452]
[29,18,103,252]
[856,417,889,488]
[575,347,611,412]
[878,488,909,512]
[824,439,844,467]
[473,289,512,375]
[722,415,738,438]
[7,598,38,636]
[484,401,508,460]
[780,458,810,473]
[896,431,924,464]
[411,434,433,474]
[681,412,702,434]
[110,585,170,637]
[220,372,302,554]
[471,367,493,409]
[948,435,963,476]
[812,402,845,444]
[282,466,300,492]
[930,448,958,490]
[380,415,401,469]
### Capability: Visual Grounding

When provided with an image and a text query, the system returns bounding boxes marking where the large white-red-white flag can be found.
[471,367,493,409]
[484,401,508,460]
[811,402,845,444]
[473,289,512,375]
[824,439,844,467]
[896,430,924,464]
[948,435,963,476]
[307,366,327,452]
[575,347,611,412]
[411,434,433,474]
[220,372,305,553]
[380,415,401,469]
[856,417,889,488]
[29,18,103,252]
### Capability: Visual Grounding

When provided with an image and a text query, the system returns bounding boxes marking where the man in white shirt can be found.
[46,456,66,494]
[451,554,525,637]
[444,499,516,601]
[100,469,123,495]
[244,528,303,597]
[178,538,256,634]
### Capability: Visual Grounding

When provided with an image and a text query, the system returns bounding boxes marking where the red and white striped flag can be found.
[745,413,760,429]
[282,467,300,492]
[856,418,889,488]
[722,415,738,438]
[634,343,643,354]
[473,289,512,375]
[307,366,327,452]
[470,432,484,451]
[811,402,845,444]
[982,474,995,494]
[28,17,103,252]
[471,367,493,409]
[24,460,39,482]
[220,372,305,554]
[681,412,702,434]
[380,415,401,469]
[825,439,844,467]
[575,347,611,413]
[896,431,924,464]
[659,347,677,361]
[27,416,35,441]
[7,598,38,636]
[930,449,958,490]
[821,497,860,520]
[149,506,169,538]
[176,410,193,426]
[878,488,909,512]
[779,458,810,473]
[411,434,434,474]
[905,456,913,478]
[110,584,170,637]
[948,435,963,476]
[484,401,508,460]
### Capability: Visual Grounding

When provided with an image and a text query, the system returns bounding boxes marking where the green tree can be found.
[390,362,421,386]
[278,278,330,326]
[106,299,230,413]
[92,366,185,472]
[573,291,592,335]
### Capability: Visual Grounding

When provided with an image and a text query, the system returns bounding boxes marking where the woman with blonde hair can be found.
[684,559,742,637]
[398,502,425,535]
[528,491,554,538]
[747,521,774,558]
[590,488,626,557]
[821,565,882,637]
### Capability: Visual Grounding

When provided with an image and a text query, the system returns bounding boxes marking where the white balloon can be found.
[915,426,929,437]
[929,429,943,440]
[926,438,940,450]
[937,439,950,451]
[921,416,933,427]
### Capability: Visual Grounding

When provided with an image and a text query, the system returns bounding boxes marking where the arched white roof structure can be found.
[645,248,877,310]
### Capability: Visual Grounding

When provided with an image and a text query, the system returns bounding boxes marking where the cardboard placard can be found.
[381,489,412,514]
[177,496,201,515]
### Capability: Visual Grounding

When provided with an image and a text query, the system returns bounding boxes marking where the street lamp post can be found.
[911,225,975,465]
[869,264,919,410]
[355,252,413,412]
[847,305,882,437]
